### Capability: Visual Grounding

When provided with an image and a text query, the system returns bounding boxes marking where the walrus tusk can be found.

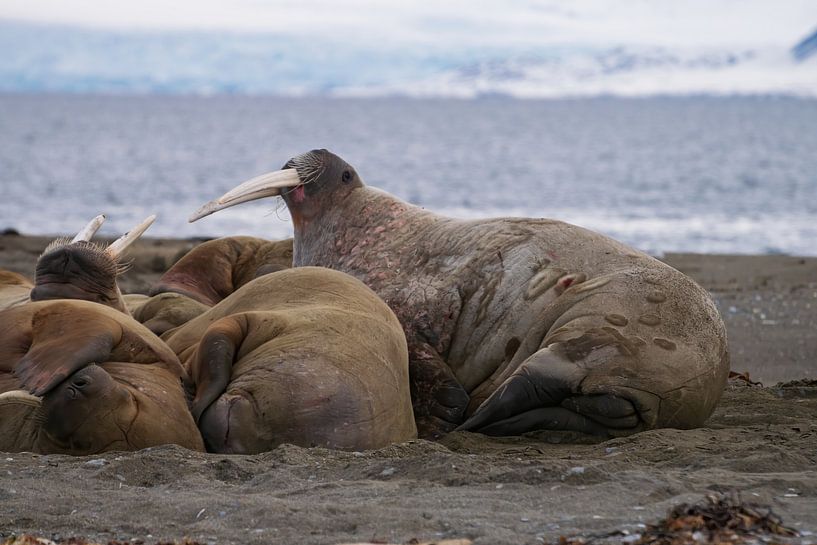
[70,214,106,243]
[188,169,302,223]
[106,214,157,258]
[0,389,43,408]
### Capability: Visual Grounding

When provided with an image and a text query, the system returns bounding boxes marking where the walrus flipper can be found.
[457,345,643,437]
[14,306,117,396]
[409,341,470,439]
[189,316,245,422]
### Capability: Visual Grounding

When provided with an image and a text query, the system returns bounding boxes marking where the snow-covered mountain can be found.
[0,19,815,98]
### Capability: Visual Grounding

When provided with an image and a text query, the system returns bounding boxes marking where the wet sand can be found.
[1,233,816,544]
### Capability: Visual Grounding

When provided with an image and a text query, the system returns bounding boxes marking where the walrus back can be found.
[166,266,417,453]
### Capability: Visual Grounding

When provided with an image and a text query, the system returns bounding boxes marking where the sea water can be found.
[0,94,815,255]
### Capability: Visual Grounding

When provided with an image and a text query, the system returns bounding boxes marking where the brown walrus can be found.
[31,214,156,315]
[129,236,293,335]
[0,270,32,311]
[190,149,730,439]
[151,236,293,305]
[0,215,111,312]
[27,214,199,334]
[161,266,417,453]
[0,299,204,454]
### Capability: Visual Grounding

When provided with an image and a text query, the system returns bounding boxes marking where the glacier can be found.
[0,20,815,98]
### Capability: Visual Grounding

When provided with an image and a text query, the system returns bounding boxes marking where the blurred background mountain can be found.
[1,1,815,97]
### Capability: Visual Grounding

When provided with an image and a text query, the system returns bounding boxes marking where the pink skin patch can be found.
[292,185,306,203]
[560,276,574,289]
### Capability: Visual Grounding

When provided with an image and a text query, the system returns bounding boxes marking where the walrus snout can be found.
[40,364,129,445]
[34,246,115,292]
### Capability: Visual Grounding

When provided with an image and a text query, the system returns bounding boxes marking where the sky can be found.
[2,0,816,48]
[1,1,815,97]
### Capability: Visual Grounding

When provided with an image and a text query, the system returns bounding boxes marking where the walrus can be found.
[161,266,417,453]
[30,214,156,315]
[151,236,293,305]
[0,215,110,311]
[129,236,293,335]
[0,299,204,454]
[0,269,33,311]
[190,149,730,439]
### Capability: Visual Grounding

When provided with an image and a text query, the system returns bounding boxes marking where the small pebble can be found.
[84,459,106,468]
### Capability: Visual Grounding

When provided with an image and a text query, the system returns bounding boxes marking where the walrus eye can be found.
[342,171,352,183]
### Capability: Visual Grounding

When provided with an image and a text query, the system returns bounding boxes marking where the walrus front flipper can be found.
[458,345,641,436]
[189,315,246,422]
[476,407,609,436]
[410,341,470,439]
[14,305,118,396]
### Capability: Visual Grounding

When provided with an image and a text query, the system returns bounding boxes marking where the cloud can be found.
[2,0,815,48]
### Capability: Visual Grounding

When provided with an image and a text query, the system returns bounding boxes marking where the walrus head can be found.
[189,149,362,227]
[30,215,156,314]
[36,364,135,454]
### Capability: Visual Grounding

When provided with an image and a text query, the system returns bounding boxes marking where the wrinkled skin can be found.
[124,237,293,336]
[29,239,130,314]
[152,236,293,305]
[130,292,210,336]
[162,266,417,454]
[202,149,729,439]
[0,300,204,454]
[0,269,32,311]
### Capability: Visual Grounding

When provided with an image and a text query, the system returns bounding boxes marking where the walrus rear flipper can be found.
[189,316,246,422]
[457,345,642,437]
[14,305,117,396]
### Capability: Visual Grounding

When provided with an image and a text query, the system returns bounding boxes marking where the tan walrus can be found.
[190,149,730,439]
[151,236,293,305]
[0,270,32,311]
[0,299,204,454]
[130,236,293,335]
[161,266,417,453]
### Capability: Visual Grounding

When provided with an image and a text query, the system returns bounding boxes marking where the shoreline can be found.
[3,233,815,385]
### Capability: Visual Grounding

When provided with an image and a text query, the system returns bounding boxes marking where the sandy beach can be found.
[1,232,815,544]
